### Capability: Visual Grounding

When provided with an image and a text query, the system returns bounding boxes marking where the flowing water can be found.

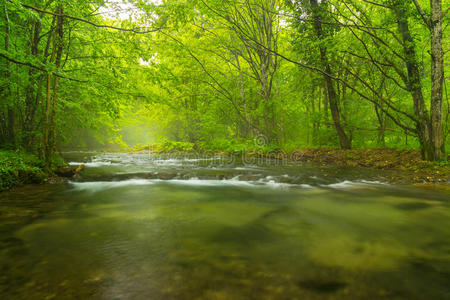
[0,152,449,299]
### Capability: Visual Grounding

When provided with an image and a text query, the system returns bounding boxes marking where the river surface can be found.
[0,152,449,299]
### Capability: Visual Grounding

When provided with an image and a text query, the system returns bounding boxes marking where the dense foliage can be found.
[0,0,448,163]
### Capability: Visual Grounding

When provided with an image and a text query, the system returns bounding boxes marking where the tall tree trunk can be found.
[375,105,386,147]
[311,89,317,145]
[50,5,64,158]
[323,86,329,127]
[258,0,278,143]
[44,6,63,163]
[23,17,41,150]
[394,2,433,159]
[310,0,351,149]
[430,0,445,160]
[4,3,14,145]
[44,36,56,162]
[234,50,251,137]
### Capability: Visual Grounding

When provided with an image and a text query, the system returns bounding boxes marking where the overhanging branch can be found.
[0,52,87,82]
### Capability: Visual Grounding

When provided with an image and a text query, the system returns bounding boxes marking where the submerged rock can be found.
[394,202,432,211]
[47,176,69,184]
[158,173,177,180]
[55,164,85,178]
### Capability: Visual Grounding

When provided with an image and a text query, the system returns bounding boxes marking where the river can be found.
[0,151,449,299]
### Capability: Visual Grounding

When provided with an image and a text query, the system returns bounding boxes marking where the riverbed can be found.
[0,152,449,299]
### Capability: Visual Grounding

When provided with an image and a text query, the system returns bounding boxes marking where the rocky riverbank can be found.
[288,148,449,184]
[132,141,449,184]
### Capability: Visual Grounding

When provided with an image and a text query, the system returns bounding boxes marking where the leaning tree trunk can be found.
[310,0,351,149]
[323,63,352,149]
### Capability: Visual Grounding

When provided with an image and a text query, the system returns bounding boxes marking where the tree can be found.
[307,0,352,149]
[413,0,445,160]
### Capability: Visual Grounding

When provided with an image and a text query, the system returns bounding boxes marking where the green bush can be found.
[0,150,47,191]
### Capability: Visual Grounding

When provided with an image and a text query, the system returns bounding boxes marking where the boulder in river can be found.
[158,173,177,180]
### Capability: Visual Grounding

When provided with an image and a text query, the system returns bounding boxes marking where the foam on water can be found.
[70,179,155,192]
[165,178,254,187]
[66,153,389,192]
[70,177,318,192]
[69,161,123,167]
[324,180,387,188]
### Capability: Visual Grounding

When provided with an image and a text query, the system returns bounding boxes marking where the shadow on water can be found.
[297,279,348,293]
[394,202,434,211]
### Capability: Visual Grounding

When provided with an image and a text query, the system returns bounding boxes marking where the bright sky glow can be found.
[98,1,161,66]
[98,0,140,20]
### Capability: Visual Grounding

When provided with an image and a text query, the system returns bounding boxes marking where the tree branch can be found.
[20,3,163,34]
[360,0,392,9]
[0,52,86,82]
[412,0,431,28]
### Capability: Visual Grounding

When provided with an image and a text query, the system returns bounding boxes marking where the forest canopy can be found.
[0,0,448,164]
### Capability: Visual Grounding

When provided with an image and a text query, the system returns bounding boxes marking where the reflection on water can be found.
[0,152,449,299]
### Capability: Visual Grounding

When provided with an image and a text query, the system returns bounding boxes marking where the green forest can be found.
[0,0,448,167]
[1,1,450,298]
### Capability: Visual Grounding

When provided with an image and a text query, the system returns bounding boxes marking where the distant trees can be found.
[227,0,281,143]
[0,0,447,161]
[285,0,447,159]
[141,0,447,160]
[0,0,157,164]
